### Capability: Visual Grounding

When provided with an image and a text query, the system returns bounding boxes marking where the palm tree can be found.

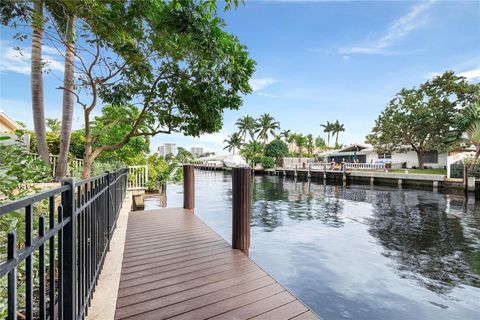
[56,14,77,180]
[255,113,280,145]
[223,132,243,154]
[332,120,345,147]
[46,118,61,134]
[450,101,480,169]
[31,0,50,165]
[306,134,314,156]
[292,133,306,158]
[235,115,257,142]
[279,129,291,142]
[240,140,263,166]
[321,121,334,147]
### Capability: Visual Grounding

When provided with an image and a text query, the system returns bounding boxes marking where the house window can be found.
[424,151,438,163]
[378,152,392,159]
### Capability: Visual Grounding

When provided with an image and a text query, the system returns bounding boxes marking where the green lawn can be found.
[389,168,447,175]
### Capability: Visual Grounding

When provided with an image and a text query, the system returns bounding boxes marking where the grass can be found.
[389,168,446,175]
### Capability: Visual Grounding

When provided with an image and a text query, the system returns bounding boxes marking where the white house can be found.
[0,111,30,149]
[318,143,448,169]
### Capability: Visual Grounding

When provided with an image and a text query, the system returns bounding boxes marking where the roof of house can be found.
[0,111,23,132]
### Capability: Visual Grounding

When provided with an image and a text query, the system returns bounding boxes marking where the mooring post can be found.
[183,165,195,211]
[232,167,251,255]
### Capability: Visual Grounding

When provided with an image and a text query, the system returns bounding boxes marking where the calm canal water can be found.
[144,171,480,320]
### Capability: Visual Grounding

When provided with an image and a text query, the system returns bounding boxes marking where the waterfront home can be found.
[0,110,30,149]
[318,143,448,169]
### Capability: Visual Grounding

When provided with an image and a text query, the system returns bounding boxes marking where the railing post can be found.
[61,177,76,320]
[183,165,195,211]
[232,167,251,256]
[105,171,111,250]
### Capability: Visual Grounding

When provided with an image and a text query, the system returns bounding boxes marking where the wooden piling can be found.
[183,165,195,211]
[232,167,251,255]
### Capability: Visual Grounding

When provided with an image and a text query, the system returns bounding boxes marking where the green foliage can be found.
[236,115,258,142]
[176,147,194,163]
[240,141,263,166]
[264,139,288,159]
[369,71,479,166]
[143,154,182,191]
[315,136,326,149]
[71,161,125,181]
[291,133,307,157]
[255,113,280,145]
[28,130,60,155]
[70,129,86,159]
[259,156,275,169]
[46,118,61,133]
[0,142,49,201]
[306,134,315,155]
[223,132,243,154]
[0,141,49,318]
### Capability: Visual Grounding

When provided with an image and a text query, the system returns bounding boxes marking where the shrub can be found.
[260,156,275,169]
[264,139,289,159]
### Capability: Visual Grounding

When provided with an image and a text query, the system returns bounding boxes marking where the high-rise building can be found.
[191,146,204,157]
[158,143,178,157]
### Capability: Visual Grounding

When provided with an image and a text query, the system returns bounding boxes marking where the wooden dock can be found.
[114,208,320,320]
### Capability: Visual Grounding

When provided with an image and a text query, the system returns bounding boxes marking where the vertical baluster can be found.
[57,205,64,320]
[49,197,56,320]
[81,191,86,314]
[39,216,46,320]
[61,177,76,320]
[26,205,33,320]
[8,232,17,320]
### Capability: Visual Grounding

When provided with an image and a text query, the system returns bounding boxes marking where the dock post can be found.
[232,167,251,256]
[370,177,374,186]
[398,179,403,188]
[307,163,311,178]
[342,164,347,183]
[183,165,195,211]
[294,164,298,178]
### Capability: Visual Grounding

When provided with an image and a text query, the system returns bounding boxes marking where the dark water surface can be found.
[144,171,480,320]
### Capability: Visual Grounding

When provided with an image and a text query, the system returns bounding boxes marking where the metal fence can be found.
[0,168,128,320]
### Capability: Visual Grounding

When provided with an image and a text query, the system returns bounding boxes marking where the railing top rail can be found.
[0,185,70,216]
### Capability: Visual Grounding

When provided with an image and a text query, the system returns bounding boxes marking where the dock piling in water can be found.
[232,167,251,255]
[183,165,195,211]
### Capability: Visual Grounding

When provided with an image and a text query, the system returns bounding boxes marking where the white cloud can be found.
[0,40,64,75]
[459,69,480,81]
[257,92,279,98]
[249,78,277,91]
[342,55,350,60]
[340,0,436,55]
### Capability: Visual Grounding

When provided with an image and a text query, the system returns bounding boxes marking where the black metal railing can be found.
[0,168,128,320]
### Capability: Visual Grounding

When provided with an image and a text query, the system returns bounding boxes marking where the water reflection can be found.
[160,172,480,320]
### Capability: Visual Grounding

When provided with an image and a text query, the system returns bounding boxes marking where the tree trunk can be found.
[82,112,92,179]
[416,150,425,169]
[31,0,50,165]
[55,15,76,180]
[335,132,339,146]
[327,134,330,147]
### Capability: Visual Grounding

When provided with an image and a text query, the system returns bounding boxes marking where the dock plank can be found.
[114,208,320,320]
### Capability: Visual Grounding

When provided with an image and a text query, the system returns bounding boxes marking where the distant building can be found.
[158,143,178,157]
[191,146,204,157]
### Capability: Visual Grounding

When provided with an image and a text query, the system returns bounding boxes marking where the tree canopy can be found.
[368,71,479,167]
[264,139,289,159]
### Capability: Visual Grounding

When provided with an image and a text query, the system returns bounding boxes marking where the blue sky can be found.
[1,0,479,154]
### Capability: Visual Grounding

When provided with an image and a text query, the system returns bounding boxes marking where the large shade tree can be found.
[56,1,254,178]
[368,71,479,168]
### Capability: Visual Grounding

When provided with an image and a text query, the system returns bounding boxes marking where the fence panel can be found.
[0,167,128,320]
